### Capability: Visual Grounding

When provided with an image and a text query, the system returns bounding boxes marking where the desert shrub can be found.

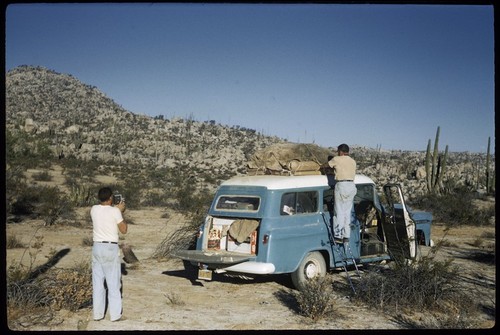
[164,292,186,306]
[113,178,143,209]
[82,236,93,247]
[7,234,25,249]
[294,275,335,321]
[152,187,212,259]
[152,218,199,259]
[6,129,53,169]
[146,167,172,188]
[175,183,213,213]
[392,309,481,329]
[480,230,495,239]
[6,164,28,216]
[7,261,32,284]
[412,188,495,226]
[8,184,75,225]
[41,262,93,311]
[8,229,92,316]
[7,277,55,329]
[9,185,39,217]
[352,246,478,328]
[32,170,52,181]
[355,257,461,311]
[152,192,211,260]
[37,186,74,226]
[141,190,169,207]
[7,261,92,328]
[60,156,100,180]
[66,180,96,207]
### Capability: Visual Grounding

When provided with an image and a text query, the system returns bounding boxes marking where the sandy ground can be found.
[5,201,495,331]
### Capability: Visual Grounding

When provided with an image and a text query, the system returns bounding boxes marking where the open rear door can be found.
[381,184,417,260]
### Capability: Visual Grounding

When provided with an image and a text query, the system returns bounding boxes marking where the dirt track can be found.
[5,206,496,331]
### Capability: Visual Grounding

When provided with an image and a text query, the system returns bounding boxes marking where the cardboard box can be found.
[227,231,257,254]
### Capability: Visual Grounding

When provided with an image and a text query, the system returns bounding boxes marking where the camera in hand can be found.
[113,193,124,205]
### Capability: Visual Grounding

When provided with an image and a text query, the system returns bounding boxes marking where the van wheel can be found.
[291,251,326,291]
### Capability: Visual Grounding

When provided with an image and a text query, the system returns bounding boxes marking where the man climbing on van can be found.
[328,143,357,243]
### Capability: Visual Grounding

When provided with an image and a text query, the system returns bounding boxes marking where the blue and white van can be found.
[172,174,432,290]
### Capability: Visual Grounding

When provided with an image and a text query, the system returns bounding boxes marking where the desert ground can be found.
[5,201,496,331]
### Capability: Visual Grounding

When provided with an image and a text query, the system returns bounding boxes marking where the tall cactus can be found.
[425,126,448,194]
[486,136,491,194]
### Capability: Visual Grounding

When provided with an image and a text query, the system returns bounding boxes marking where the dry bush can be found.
[152,221,198,259]
[152,204,207,259]
[41,262,93,311]
[480,231,495,239]
[351,247,479,328]
[165,292,186,306]
[7,260,92,328]
[413,190,495,227]
[7,234,25,249]
[82,235,93,246]
[393,308,481,329]
[471,237,484,248]
[7,262,55,329]
[32,170,52,181]
[294,275,336,321]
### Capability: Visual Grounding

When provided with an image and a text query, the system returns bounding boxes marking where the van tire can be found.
[291,251,326,291]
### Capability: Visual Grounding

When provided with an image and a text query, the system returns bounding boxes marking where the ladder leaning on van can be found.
[321,213,361,294]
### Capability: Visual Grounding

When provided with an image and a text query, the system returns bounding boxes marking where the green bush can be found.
[6,129,54,169]
[8,185,75,225]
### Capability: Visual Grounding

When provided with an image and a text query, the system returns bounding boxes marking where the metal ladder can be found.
[322,213,361,294]
[332,238,361,294]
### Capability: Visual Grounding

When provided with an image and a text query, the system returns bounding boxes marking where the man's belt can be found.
[336,180,353,182]
[96,241,118,244]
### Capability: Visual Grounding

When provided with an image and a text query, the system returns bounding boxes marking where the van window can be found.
[280,191,318,215]
[215,196,260,211]
[323,188,334,214]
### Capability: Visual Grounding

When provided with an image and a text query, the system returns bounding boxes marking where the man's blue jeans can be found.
[92,243,122,321]
[333,181,357,239]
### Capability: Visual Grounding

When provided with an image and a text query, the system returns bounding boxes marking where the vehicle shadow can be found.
[161,260,294,289]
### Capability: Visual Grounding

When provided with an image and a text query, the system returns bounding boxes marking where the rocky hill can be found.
[6,66,284,181]
[5,65,494,201]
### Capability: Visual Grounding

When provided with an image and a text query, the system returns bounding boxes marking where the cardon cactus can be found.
[486,136,492,194]
[425,126,448,194]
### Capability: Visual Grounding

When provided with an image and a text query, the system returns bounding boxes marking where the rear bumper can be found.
[218,261,275,275]
[171,249,275,275]
[171,249,255,265]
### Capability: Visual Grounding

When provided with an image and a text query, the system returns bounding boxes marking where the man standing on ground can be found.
[90,187,128,322]
[328,144,357,243]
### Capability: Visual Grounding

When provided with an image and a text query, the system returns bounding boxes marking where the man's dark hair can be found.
[337,143,350,153]
[98,187,113,203]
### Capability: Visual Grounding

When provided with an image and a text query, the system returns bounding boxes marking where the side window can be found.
[281,192,296,215]
[323,188,334,214]
[280,191,318,215]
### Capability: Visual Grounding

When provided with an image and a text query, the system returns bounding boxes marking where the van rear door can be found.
[381,184,417,260]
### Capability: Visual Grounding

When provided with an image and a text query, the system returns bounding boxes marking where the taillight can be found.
[263,234,269,245]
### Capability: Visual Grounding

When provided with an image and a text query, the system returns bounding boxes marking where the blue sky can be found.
[5,3,495,153]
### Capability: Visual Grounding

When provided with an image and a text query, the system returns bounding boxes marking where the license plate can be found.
[198,269,213,281]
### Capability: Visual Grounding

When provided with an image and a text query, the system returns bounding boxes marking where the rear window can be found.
[215,195,260,211]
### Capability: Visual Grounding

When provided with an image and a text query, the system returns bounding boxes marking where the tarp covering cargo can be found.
[247,143,332,176]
